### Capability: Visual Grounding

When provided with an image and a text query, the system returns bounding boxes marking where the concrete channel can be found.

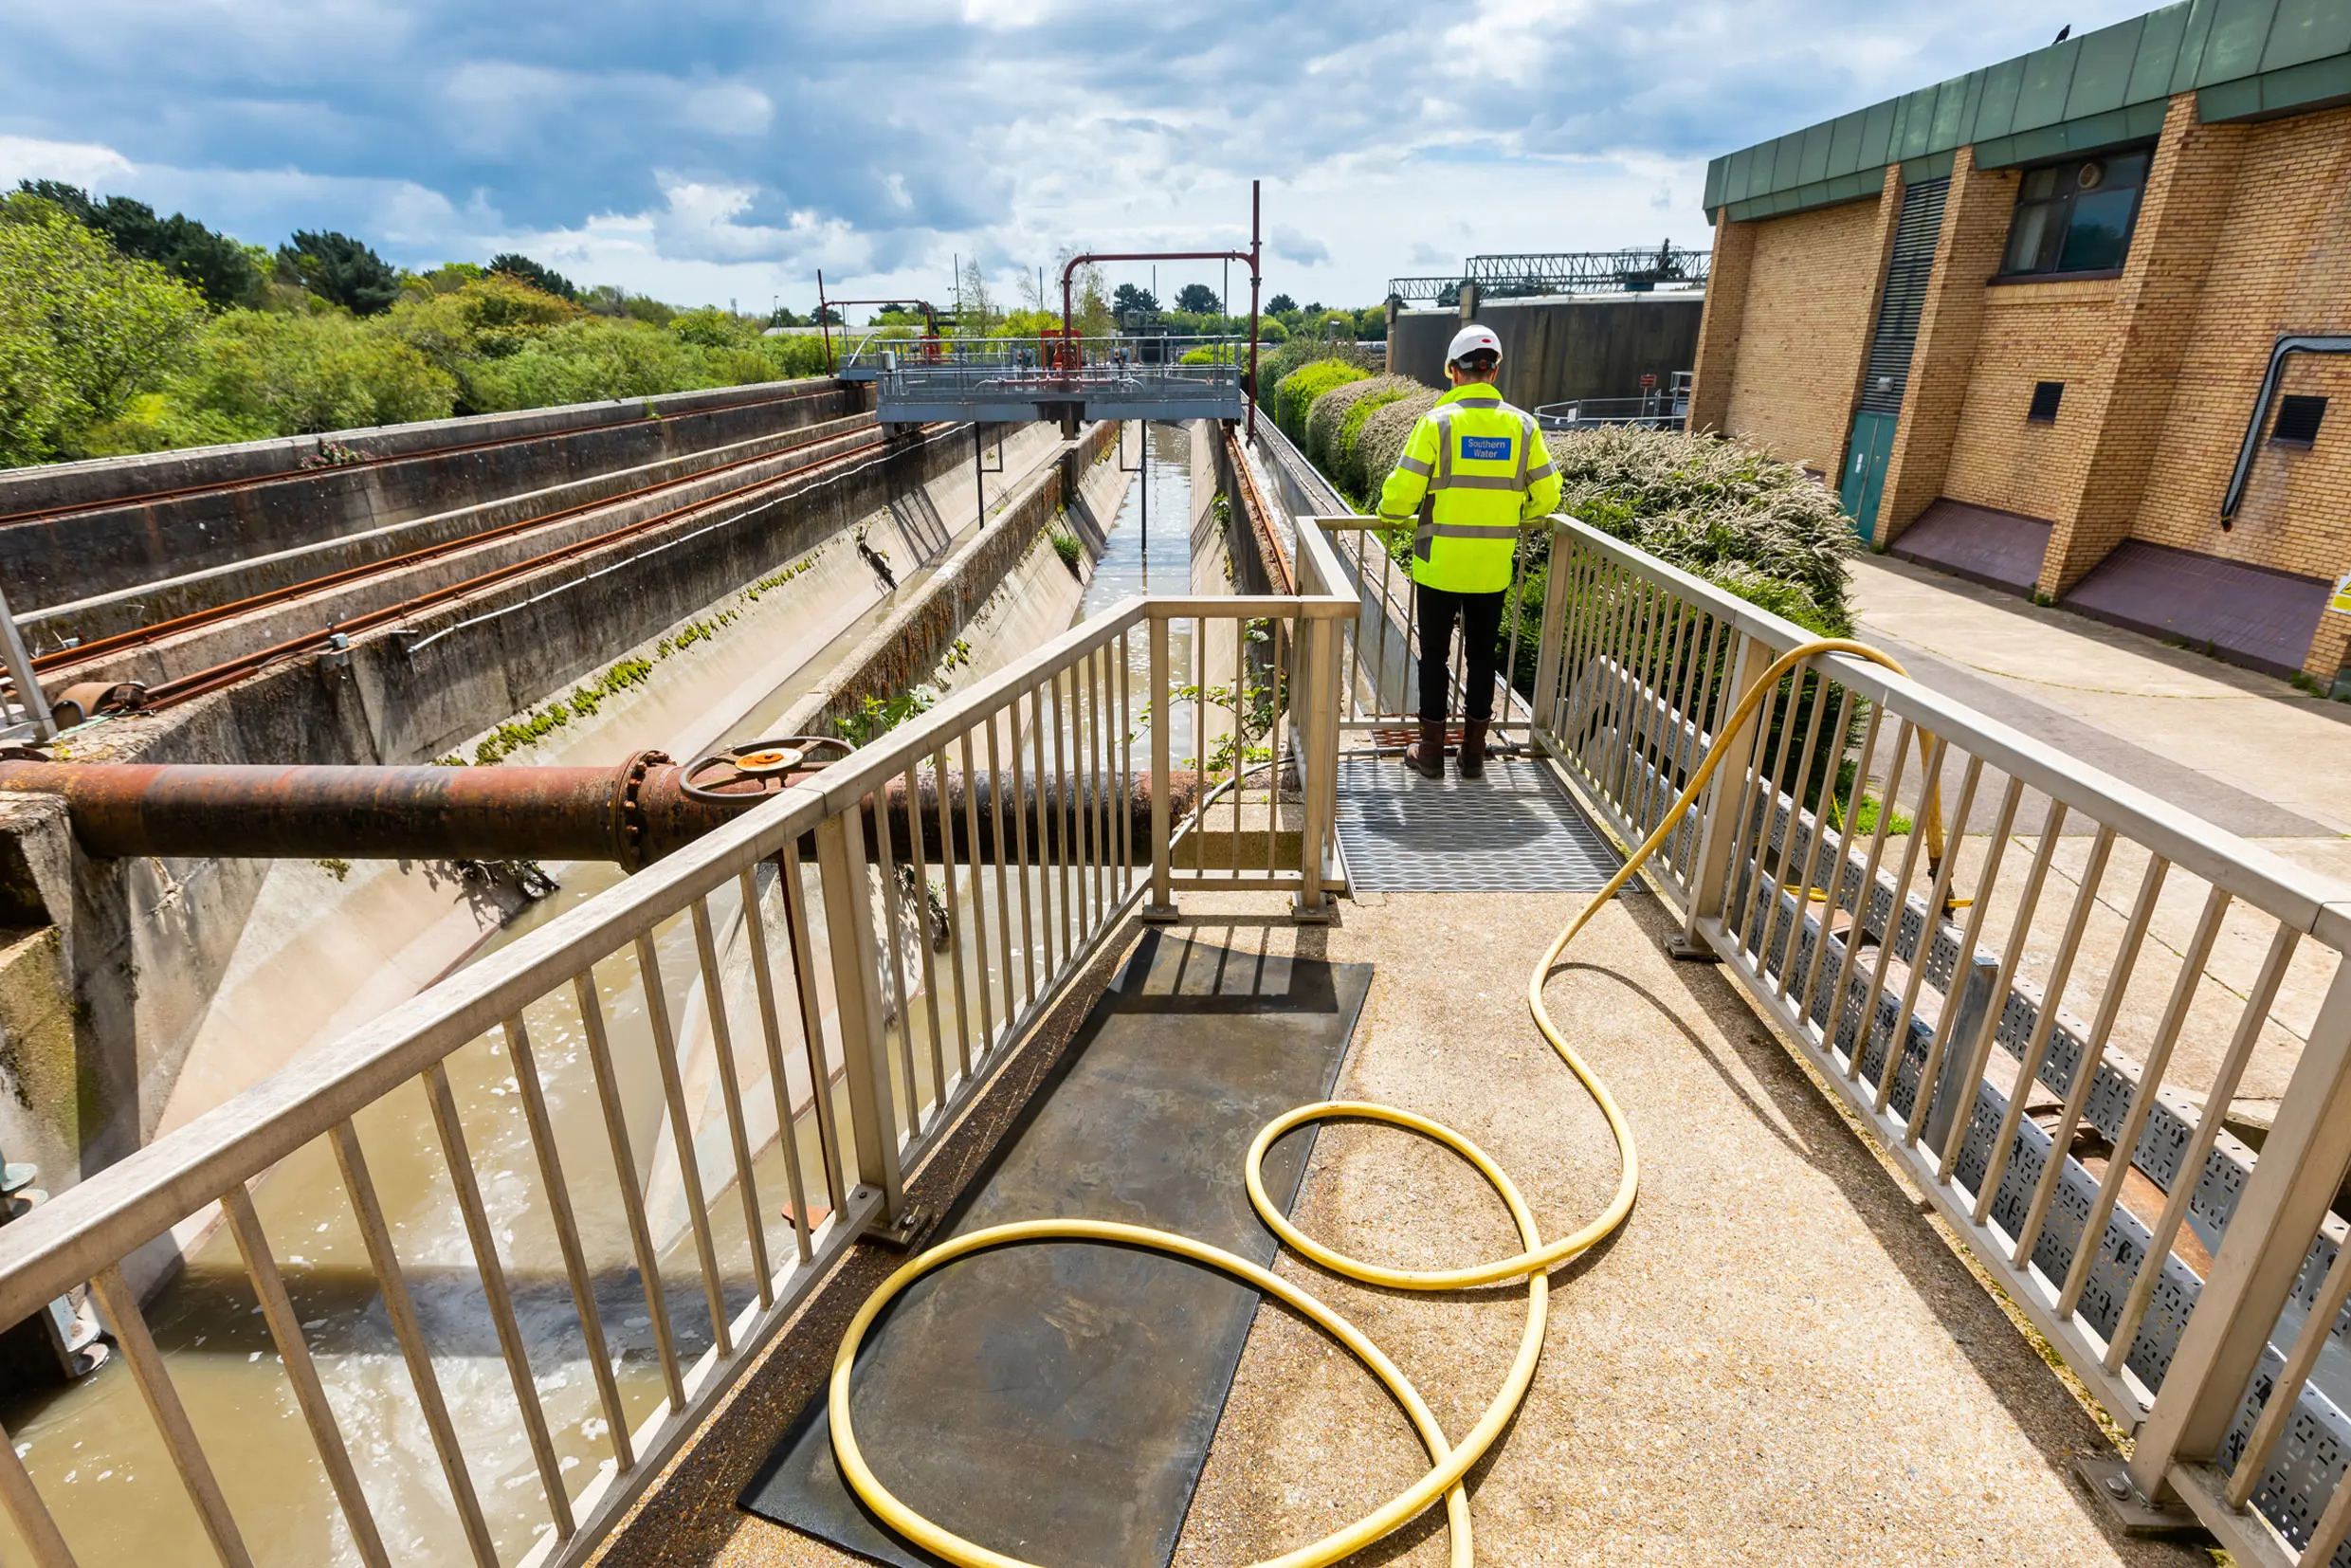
[0,406,1218,1566]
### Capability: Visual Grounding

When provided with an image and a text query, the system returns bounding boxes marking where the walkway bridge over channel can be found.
[841,335,1248,429]
[1,417,2348,1568]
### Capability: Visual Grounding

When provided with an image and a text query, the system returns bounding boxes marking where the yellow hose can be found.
[829,637,1908,1566]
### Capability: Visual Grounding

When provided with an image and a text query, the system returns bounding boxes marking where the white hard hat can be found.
[1447,325,1503,365]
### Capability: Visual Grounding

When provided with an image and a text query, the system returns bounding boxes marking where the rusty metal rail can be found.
[77,424,949,715]
[28,413,882,681]
[0,384,845,532]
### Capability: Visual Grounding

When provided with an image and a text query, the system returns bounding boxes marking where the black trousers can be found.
[1415,585,1506,723]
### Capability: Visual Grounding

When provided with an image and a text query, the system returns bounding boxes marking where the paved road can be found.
[1852,555,2351,848]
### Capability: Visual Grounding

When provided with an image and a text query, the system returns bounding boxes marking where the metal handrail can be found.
[0,580,1354,1568]
[1496,513,2351,1564]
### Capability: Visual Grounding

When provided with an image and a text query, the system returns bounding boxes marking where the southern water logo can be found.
[1460,436,1512,462]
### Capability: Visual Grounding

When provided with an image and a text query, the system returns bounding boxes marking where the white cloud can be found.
[0,135,136,191]
[1271,225,1330,267]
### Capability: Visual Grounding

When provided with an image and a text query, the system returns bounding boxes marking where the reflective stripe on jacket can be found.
[1375,384,1561,593]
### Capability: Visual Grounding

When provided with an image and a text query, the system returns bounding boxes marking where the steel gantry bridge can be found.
[1387,243,1711,304]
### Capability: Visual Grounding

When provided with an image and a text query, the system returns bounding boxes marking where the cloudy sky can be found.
[0,0,2148,313]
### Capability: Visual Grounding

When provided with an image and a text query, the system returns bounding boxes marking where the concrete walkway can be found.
[1853,553,2351,852]
[596,888,2193,1568]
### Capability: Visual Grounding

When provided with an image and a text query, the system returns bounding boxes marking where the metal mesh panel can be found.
[1334,756,1624,892]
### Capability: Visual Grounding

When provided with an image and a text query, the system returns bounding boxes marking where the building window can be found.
[2028,381,2064,423]
[2272,394,2328,447]
[1999,149,2153,277]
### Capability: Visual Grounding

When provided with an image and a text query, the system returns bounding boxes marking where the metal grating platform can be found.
[1334,753,1625,892]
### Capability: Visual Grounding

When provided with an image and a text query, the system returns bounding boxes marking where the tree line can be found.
[0,183,838,469]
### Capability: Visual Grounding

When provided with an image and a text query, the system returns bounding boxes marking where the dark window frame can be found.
[2027,380,2065,424]
[1996,146,2156,282]
[2271,393,2328,448]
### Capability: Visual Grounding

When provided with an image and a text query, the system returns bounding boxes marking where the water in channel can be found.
[0,425,1191,1566]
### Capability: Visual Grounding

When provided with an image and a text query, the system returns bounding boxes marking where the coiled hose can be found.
[829,638,1908,1566]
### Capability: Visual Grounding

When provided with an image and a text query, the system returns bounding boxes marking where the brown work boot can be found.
[1457,719,1488,780]
[1404,720,1446,779]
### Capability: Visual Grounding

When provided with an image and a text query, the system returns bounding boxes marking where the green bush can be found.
[0,196,210,464]
[153,309,458,440]
[1270,357,1367,445]
[1303,372,1406,470]
[1351,388,1441,504]
[1551,425,1857,635]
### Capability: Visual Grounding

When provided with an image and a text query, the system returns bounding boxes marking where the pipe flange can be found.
[678,735,850,805]
[611,749,670,871]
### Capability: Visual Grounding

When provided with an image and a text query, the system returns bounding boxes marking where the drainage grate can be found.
[1334,754,1626,892]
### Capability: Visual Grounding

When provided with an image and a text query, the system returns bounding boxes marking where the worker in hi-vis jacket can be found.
[1375,324,1561,780]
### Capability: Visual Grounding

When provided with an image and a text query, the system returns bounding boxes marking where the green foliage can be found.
[836,685,940,746]
[487,253,575,301]
[1266,293,1298,315]
[17,180,263,308]
[1111,283,1159,316]
[1270,356,1368,445]
[0,196,210,464]
[1048,523,1083,570]
[670,306,749,348]
[1174,283,1222,315]
[277,230,400,316]
[0,186,830,466]
[1350,388,1441,504]
[1551,426,1858,635]
[1303,373,1413,475]
[109,309,458,447]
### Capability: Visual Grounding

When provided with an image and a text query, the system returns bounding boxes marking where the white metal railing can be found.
[1473,514,2351,1566]
[0,580,1351,1565]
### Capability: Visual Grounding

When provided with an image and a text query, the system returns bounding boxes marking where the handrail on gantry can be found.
[1060,179,1264,439]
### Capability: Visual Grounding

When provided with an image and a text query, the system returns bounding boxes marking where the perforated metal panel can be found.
[1334,755,1624,892]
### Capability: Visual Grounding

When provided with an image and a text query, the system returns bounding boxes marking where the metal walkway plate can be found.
[739,932,1371,1568]
[1335,753,1625,892]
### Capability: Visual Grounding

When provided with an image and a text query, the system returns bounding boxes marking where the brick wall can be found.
[1718,187,1891,476]
[2041,96,2248,595]
[1939,279,2118,522]
[1687,213,1755,438]
[2127,102,2351,611]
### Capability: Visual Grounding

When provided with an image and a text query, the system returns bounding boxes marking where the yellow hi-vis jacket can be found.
[1376,384,1562,593]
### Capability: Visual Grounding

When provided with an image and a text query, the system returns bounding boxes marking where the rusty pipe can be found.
[0,759,1201,871]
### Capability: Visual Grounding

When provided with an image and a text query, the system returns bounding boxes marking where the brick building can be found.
[1690,0,2351,685]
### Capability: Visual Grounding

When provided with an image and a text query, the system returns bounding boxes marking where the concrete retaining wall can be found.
[782,420,1123,738]
[1391,296,1703,410]
[0,378,863,611]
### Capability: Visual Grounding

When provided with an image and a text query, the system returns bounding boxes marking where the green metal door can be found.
[1839,410,1898,543]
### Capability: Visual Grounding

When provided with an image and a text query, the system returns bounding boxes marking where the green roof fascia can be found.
[1902,150,1958,184]
[1700,0,2351,215]
[1972,99,2174,167]
[2198,46,2351,114]
[1713,165,1889,224]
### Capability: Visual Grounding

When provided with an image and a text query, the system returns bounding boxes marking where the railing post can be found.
[1144,613,1177,921]
[1293,614,1340,922]
[0,584,53,741]
[1529,520,1574,749]
[1674,630,1773,957]
[814,807,909,1231]
[2128,957,2351,1499]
